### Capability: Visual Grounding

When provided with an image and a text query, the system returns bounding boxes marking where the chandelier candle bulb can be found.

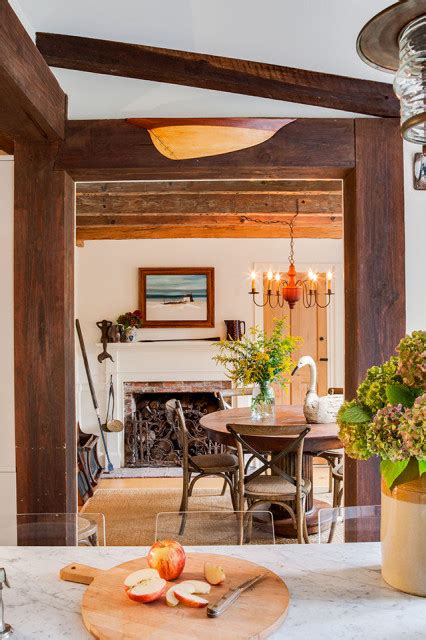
[267,270,273,294]
[250,270,256,294]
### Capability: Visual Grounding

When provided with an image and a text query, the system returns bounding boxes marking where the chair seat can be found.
[190,452,238,471]
[245,475,311,498]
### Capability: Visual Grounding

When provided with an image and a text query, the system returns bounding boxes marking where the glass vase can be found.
[251,382,275,420]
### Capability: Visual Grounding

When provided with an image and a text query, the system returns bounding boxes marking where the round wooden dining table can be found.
[199,405,341,536]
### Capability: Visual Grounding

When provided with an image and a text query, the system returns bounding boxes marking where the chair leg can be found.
[302,496,309,544]
[220,476,228,496]
[296,495,304,544]
[241,509,254,544]
[327,508,339,544]
[230,472,238,511]
[179,471,189,513]
[178,471,190,536]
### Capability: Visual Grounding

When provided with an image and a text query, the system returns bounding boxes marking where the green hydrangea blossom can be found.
[399,394,426,458]
[356,356,401,414]
[396,331,426,390]
[337,400,371,460]
[367,404,408,461]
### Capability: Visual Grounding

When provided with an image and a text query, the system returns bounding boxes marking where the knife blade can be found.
[207,573,267,618]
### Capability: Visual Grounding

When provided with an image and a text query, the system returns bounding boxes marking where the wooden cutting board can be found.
[61,552,289,639]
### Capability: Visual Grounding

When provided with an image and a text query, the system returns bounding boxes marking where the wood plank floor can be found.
[98,464,330,491]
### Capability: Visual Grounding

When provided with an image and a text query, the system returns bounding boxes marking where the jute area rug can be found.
[82,487,234,546]
[82,486,336,546]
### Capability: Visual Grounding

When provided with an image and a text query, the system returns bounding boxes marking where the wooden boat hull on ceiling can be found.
[127,117,295,160]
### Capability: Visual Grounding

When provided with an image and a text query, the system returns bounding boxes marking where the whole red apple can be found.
[147,539,186,580]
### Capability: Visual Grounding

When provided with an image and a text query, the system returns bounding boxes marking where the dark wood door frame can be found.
[57,116,405,516]
[343,118,405,508]
[11,115,405,528]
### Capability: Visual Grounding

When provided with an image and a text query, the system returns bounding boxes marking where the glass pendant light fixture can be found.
[357,0,426,144]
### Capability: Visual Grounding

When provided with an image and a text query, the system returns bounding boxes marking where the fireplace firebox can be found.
[123,381,231,467]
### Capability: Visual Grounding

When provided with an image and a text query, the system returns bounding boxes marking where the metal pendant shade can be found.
[356,1,426,72]
[357,1,426,144]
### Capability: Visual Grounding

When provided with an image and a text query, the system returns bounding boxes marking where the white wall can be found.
[0,158,17,544]
[76,237,344,435]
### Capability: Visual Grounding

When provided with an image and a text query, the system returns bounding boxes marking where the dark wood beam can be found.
[0,131,14,155]
[0,3,66,142]
[343,119,405,534]
[57,118,355,181]
[14,142,76,524]
[36,31,399,118]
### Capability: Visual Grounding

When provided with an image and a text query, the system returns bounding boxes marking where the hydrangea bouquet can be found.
[337,331,426,490]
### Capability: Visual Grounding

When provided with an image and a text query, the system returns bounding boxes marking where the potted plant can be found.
[117,310,143,342]
[213,319,301,419]
[337,330,426,596]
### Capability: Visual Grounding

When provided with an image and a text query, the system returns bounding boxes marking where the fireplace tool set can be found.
[76,319,121,472]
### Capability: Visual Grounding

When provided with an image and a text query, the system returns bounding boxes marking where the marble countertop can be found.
[0,543,423,639]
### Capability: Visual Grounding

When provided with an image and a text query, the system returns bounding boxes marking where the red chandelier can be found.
[249,209,334,310]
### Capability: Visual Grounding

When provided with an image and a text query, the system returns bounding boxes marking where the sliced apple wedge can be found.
[127,577,166,603]
[165,582,194,607]
[124,568,160,591]
[204,562,226,585]
[174,586,209,608]
[180,580,211,595]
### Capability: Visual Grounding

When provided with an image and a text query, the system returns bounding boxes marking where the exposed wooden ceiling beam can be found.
[76,179,342,241]
[57,118,355,181]
[77,179,342,195]
[0,4,66,142]
[36,32,398,118]
[77,223,342,241]
[77,187,342,218]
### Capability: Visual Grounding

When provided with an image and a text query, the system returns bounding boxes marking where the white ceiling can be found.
[12,0,394,119]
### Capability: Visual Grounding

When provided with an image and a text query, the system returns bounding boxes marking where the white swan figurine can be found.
[292,355,344,424]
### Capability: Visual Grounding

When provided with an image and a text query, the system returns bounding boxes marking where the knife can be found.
[207,573,267,618]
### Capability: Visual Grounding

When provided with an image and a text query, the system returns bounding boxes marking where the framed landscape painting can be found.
[138,267,215,327]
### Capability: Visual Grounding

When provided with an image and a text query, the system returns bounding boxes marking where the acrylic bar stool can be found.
[155,510,275,545]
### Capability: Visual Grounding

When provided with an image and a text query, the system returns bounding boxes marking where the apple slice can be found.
[124,568,160,591]
[127,577,166,603]
[174,586,209,608]
[180,580,211,595]
[165,582,195,607]
[204,562,226,585]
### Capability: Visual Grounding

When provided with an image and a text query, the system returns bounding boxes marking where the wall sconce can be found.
[414,152,426,189]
